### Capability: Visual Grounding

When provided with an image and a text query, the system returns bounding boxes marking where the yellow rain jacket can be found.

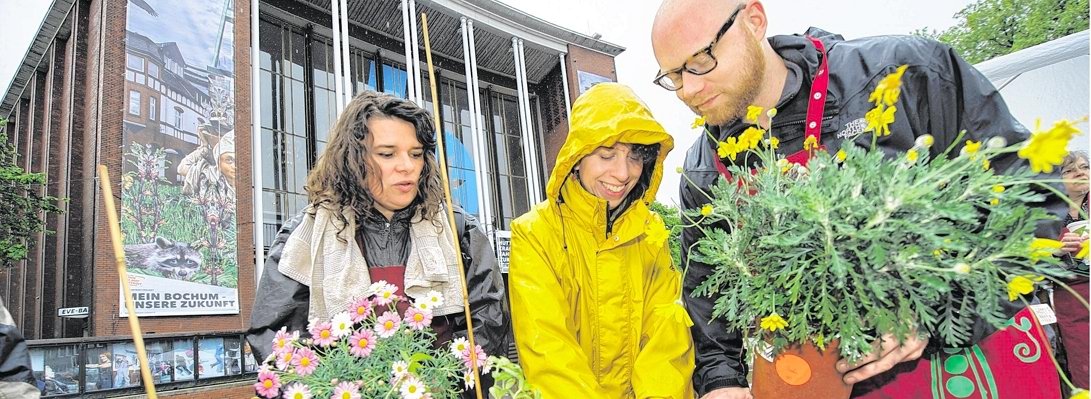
[509,83,695,398]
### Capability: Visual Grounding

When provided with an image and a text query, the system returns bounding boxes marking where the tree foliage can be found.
[914,0,1089,64]
[0,118,62,268]
[649,201,682,268]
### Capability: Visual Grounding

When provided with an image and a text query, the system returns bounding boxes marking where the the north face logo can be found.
[838,118,868,139]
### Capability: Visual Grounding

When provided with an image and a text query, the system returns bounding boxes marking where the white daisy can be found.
[399,375,426,399]
[330,312,354,338]
[449,337,469,356]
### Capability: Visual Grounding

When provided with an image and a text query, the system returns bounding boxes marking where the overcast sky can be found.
[0,0,974,206]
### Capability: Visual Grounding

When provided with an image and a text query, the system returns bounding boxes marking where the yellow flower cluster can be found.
[1007,275,1045,302]
[1018,119,1083,173]
[864,65,908,137]
[760,312,789,332]
[1029,238,1063,262]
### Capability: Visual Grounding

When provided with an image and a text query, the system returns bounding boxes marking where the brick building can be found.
[0,0,622,397]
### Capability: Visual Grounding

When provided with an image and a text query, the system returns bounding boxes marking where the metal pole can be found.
[400,0,415,101]
[408,0,423,105]
[330,0,345,112]
[339,0,351,100]
[466,20,493,235]
[251,0,265,283]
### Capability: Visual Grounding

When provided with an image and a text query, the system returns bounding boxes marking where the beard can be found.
[688,30,766,126]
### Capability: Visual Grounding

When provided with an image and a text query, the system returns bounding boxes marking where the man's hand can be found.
[701,387,753,399]
[835,333,928,384]
[1061,232,1087,254]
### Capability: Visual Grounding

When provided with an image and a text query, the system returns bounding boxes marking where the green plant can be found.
[686,67,1084,363]
[0,118,62,267]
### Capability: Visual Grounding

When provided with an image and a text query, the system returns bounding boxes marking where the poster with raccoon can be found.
[119,0,239,316]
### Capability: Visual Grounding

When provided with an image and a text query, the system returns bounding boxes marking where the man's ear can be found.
[743,1,769,42]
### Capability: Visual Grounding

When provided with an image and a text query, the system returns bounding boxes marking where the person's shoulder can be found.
[510,201,558,235]
[832,34,951,67]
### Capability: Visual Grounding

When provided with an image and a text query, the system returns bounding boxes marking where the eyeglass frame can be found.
[653,3,747,91]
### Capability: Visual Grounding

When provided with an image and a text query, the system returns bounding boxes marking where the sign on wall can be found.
[119,0,238,316]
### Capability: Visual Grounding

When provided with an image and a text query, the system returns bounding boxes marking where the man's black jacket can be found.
[679,27,1067,396]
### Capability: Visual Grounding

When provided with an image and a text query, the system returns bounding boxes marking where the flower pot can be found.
[751,340,853,399]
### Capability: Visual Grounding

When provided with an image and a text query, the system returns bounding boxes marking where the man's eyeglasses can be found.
[653,4,746,91]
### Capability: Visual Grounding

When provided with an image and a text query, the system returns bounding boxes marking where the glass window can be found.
[111,342,140,389]
[243,342,259,373]
[198,338,226,378]
[145,340,174,384]
[31,345,80,396]
[147,62,158,78]
[382,62,408,98]
[173,107,183,128]
[128,90,141,116]
[223,337,243,376]
[149,96,157,121]
[126,54,144,71]
[351,49,376,94]
[171,339,195,381]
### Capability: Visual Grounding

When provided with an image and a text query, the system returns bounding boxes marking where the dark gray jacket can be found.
[246,206,510,374]
[679,27,1067,395]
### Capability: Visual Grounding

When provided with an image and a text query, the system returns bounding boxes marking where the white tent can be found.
[975,30,1090,152]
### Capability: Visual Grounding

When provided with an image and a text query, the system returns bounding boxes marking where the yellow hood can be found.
[546,83,674,204]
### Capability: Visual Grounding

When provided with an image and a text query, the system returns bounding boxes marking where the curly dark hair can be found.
[305,91,443,237]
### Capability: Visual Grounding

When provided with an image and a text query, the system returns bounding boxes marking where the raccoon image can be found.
[125,237,203,280]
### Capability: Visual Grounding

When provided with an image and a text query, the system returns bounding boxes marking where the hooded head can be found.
[548,83,673,213]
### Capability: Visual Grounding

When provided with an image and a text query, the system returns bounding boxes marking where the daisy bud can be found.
[914,134,935,148]
[953,263,971,275]
[986,136,1007,149]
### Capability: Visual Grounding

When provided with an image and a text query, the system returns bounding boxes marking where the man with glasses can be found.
[651,0,1068,398]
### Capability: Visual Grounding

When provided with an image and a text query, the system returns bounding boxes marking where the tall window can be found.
[259,19,310,248]
[488,91,531,230]
[149,96,157,121]
[126,54,144,72]
[128,90,141,116]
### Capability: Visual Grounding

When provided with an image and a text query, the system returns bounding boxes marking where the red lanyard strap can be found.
[714,35,830,180]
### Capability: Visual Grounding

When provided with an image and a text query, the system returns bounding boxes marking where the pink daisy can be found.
[282,382,313,399]
[275,349,296,371]
[309,321,337,347]
[373,283,399,306]
[330,381,361,399]
[292,347,319,376]
[272,327,299,355]
[348,296,373,323]
[348,329,376,357]
[374,311,401,338]
[460,345,488,371]
[254,368,281,398]
[404,307,432,330]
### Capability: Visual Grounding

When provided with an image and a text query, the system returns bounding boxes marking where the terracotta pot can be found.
[751,340,853,399]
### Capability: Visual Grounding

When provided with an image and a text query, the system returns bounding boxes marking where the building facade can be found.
[0,0,622,396]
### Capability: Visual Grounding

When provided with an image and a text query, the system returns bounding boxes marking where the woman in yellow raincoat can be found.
[509,82,695,398]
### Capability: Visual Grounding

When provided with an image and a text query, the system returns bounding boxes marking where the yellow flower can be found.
[746,105,764,123]
[868,65,908,106]
[992,185,1005,193]
[953,263,971,275]
[1077,240,1089,260]
[803,135,819,151]
[1071,389,1089,399]
[962,140,982,156]
[915,134,935,148]
[718,137,741,161]
[906,149,919,163]
[1007,275,1044,302]
[1030,238,1063,261]
[645,224,670,249]
[766,108,778,118]
[865,105,897,136]
[760,312,789,332]
[691,116,707,129]
[990,198,1000,206]
[982,159,991,171]
[740,126,764,149]
[676,166,684,174]
[933,249,943,257]
[836,149,847,162]
[767,136,780,149]
[777,159,791,174]
[701,204,714,216]
[1018,119,1082,173]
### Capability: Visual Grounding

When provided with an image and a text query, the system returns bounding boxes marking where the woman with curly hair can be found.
[246,91,509,373]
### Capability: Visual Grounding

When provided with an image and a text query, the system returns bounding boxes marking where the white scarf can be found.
[277,205,467,322]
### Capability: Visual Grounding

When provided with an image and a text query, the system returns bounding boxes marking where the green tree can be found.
[648,201,683,268]
[0,118,61,267]
[913,0,1089,64]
